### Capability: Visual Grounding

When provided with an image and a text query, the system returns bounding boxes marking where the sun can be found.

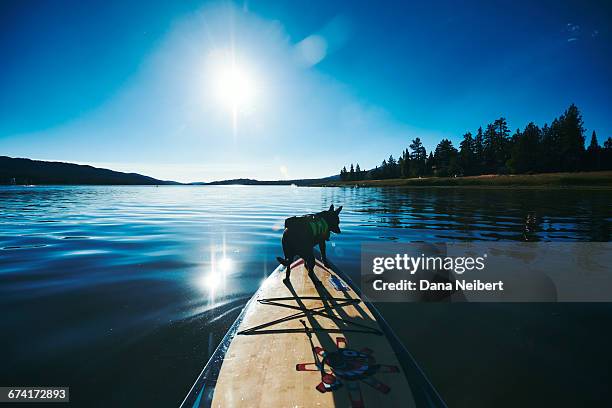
[214,64,255,111]
[206,50,259,135]
[208,49,257,115]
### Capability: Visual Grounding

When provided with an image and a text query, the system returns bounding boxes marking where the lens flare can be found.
[217,257,233,272]
[202,272,222,291]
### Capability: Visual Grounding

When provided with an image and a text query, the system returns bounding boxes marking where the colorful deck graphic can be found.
[297,321,400,408]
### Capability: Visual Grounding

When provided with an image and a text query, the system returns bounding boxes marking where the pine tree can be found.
[494,118,511,173]
[459,132,475,175]
[586,131,601,171]
[540,122,561,172]
[355,164,361,180]
[558,104,585,171]
[379,160,387,179]
[509,122,541,173]
[471,127,484,175]
[349,164,355,181]
[426,152,434,176]
[409,138,427,177]
[483,123,496,173]
[434,139,458,177]
[399,148,411,177]
[386,155,398,178]
[603,137,612,170]
[340,166,347,181]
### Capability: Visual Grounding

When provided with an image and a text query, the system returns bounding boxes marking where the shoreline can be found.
[312,171,612,188]
[1,170,611,188]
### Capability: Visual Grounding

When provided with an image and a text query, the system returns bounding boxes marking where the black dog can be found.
[277,204,343,283]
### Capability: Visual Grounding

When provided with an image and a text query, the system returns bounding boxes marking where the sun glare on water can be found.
[217,256,233,272]
[200,256,233,291]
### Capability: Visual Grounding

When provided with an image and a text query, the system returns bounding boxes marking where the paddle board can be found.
[181,258,446,407]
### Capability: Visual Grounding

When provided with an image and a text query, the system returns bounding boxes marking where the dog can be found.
[276,204,343,283]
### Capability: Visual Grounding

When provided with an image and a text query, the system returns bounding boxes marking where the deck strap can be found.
[237,296,382,336]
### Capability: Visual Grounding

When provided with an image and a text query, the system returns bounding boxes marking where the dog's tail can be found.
[276,256,290,266]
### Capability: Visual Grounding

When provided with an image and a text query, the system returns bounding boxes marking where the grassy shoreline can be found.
[314,171,612,188]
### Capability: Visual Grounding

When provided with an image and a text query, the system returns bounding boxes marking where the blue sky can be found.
[0,0,610,182]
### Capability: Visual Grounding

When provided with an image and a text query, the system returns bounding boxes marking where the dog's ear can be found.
[329,204,334,212]
[336,205,343,214]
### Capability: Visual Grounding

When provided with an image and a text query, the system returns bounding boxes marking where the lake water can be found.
[1,185,611,407]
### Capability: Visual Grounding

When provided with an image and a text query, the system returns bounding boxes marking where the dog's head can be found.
[323,204,343,234]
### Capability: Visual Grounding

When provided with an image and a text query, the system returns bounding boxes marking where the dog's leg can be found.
[281,230,292,283]
[305,252,316,277]
[284,262,291,283]
[319,240,329,268]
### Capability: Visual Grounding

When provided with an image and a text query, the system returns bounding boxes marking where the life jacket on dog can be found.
[284,215,330,241]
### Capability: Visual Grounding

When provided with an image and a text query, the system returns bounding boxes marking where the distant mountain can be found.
[199,175,340,186]
[0,156,179,185]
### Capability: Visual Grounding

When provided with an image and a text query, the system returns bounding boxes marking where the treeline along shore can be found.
[336,104,612,186]
[319,171,612,187]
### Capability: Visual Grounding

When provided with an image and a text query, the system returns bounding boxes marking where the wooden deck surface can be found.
[211,259,416,407]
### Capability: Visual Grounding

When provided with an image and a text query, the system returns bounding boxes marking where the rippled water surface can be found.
[1,185,610,407]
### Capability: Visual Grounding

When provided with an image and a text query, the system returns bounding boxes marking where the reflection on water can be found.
[0,185,610,407]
